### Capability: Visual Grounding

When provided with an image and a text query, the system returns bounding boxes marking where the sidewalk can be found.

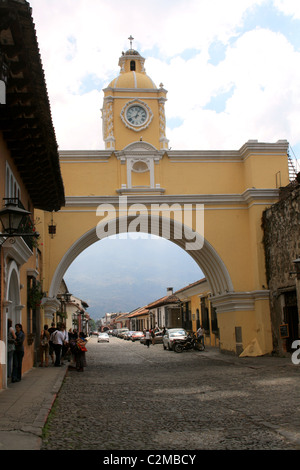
[0,363,68,450]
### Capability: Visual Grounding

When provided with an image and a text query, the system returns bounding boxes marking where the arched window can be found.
[130,60,136,71]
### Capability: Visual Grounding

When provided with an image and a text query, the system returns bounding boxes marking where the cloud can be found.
[29,0,279,150]
[27,1,300,316]
[162,27,300,149]
[274,0,300,18]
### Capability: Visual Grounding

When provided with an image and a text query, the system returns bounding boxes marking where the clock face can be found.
[126,105,147,126]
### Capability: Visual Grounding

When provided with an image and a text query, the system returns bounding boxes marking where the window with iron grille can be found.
[201,297,210,332]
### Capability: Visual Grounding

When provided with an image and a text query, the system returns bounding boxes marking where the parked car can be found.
[97,332,109,343]
[140,331,163,345]
[118,328,129,338]
[163,328,188,350]
[124,331,135,340]
[131,331,144,342]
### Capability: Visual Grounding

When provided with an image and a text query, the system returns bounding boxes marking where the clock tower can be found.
[101,37,169,152]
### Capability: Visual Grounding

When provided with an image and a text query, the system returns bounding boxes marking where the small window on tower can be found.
[130,60,136,71]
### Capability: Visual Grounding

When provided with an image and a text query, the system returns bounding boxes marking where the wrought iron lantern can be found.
[0,198,39,244]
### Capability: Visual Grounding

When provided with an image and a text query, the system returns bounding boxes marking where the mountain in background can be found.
[64,235,203,320]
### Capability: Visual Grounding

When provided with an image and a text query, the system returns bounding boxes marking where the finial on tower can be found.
[128,35,134,49]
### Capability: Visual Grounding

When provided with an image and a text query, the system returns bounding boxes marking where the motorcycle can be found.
[173,333,205,353]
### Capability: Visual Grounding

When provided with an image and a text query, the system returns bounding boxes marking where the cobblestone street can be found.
[41,336,300,451]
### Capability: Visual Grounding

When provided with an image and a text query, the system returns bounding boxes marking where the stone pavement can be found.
[42,338,300,451]
[0,342,299,451]
[0,363,67,450]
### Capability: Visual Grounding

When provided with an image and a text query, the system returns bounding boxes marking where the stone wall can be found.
[262,177,300,354]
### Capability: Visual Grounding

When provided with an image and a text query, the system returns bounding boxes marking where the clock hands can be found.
[126,105,147,126]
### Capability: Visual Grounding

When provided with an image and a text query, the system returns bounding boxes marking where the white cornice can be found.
[59,150,112,162]
[116,187,166,196]
[63,188,279,208]
[59,140,288,163]
[211,290,270,313]
[167,140,289,162]
[103,87,161,93]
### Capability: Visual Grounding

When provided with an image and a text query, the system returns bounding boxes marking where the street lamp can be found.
[0,198,39,243]
[57,292,72,322]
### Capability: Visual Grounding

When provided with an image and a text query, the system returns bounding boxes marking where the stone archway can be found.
[48,214,233,299]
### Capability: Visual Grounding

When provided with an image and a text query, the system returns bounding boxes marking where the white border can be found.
[120,99,153,132]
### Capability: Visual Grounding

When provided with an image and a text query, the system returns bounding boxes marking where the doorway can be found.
[284,291,299,352]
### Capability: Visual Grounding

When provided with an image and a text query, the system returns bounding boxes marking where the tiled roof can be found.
[174,278,207,295]
[146,294,180,309]
[0,0,65,211]
[128,307,149,318]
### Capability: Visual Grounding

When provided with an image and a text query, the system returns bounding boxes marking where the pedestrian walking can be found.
[145,330,151,348]
[50,323,65,367]
[39,325,50,367]
[60,323,69,365]
[11,324,25,382]
[7,319,16,378]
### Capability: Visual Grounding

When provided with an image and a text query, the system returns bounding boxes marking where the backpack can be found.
[40,331,49,347]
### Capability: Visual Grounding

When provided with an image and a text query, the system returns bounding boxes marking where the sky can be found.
[28,0,300,319]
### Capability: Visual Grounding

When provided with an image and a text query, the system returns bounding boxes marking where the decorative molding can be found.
[59,140,288,163]
[167,140,289,162]
[41,296,60,319]
[27,269,39,278]
[64,188,279,207]
[120,99,153,132]
[116,187,166,196]
[103,88,160,94]
[59,150,112,162]
[211,290,270,313]
[2,237,33,267]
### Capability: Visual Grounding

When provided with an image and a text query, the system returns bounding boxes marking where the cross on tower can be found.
[128,35,134,49]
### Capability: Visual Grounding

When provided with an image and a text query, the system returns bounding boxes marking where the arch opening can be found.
[49,215,233,299]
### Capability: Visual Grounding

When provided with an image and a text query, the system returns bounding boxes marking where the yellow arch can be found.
[48,215,234,298]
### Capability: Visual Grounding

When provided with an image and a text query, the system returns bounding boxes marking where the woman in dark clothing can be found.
[74,332,87,372]
[12,324,25,383]
[7,319,16,378]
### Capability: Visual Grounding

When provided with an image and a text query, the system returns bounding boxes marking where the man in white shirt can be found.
[197,325,205,347]
[145,330,151,348]
[50,324,65,367]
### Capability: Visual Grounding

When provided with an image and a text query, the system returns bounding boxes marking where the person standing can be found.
[50,323,65,367]
[197,325,205,347]
[11,324,25,382]
[60,323,69,365]
[74,332,87,372]
[7,319,16,378]
[48,322,57,365]
[151,328,155,345]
